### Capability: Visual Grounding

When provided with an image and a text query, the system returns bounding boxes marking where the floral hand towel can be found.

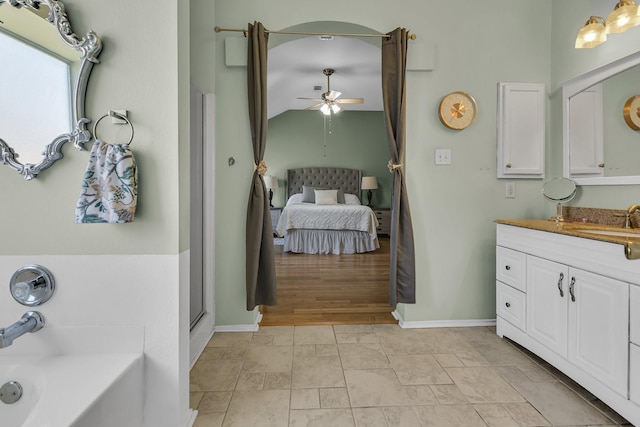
[75,140,138,223]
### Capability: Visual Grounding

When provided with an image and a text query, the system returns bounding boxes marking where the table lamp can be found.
[361,176,378,208]
[264,175,279,208]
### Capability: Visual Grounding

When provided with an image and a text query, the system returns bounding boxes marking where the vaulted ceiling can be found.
[267,35,383,119]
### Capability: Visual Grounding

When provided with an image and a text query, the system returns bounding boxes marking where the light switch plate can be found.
[435,148,452,165]
[505,182,516,198]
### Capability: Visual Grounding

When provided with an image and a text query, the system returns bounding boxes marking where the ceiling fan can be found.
[297,68,364,115]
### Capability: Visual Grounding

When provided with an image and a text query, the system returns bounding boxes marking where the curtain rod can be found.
[213,26,417,40]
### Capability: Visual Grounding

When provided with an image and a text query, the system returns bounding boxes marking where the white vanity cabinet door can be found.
[567,268,629,397]
[497,82,545,178]
[526,255,568,357]
[631,285,640,345]
[496,246,526,292]
[631,344,640,405]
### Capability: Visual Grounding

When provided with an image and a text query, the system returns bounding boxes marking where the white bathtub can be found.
[0,326,144,427]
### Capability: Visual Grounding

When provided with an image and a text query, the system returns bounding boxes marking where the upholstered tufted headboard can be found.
[286,167,362,199]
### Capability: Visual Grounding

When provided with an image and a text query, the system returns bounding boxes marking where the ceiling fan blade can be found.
[296,97,323,101]
[336,98,365,104]
[304,103,323,110]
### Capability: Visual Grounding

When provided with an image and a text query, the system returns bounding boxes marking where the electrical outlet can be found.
[434,148,452,165]
[505,182,516,198]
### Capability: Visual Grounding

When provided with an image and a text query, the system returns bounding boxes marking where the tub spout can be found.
[0,311,44,348]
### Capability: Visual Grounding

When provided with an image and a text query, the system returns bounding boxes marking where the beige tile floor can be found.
[190,325,633,427]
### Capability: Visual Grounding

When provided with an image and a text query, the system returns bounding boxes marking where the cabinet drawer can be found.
[632,285,640,345]
[496,246,526,292]
[631,344,640,405]
[497,281,526,331]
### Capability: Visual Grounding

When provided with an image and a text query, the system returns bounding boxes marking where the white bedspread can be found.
[276,203,379,237]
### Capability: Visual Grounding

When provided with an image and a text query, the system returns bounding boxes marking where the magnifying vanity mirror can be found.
[0,0,102,180]
[562,50,640,186]
[542,177,577,222]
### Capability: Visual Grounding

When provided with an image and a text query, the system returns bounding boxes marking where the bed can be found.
[275,167,379,254]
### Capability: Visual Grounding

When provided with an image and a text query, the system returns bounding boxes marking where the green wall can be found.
[265,110,391,208]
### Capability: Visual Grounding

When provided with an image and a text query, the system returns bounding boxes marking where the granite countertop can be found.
[494,218,640,246]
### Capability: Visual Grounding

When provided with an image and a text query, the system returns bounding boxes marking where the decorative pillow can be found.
[344,193,361,205]
[335,189,346,204]
[314,189,338,205]
[302,185,322,203]
[286,193,305,205]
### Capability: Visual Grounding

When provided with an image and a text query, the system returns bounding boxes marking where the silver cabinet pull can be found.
[557,272,564,297]
[569,276,576,302]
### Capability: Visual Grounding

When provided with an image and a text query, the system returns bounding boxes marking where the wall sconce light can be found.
[576,0,640,48]
[264,175,279,208]
[575,16,607,48]
[361,176,378,208]
[605,0,640,33]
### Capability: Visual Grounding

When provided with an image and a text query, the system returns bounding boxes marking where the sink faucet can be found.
[624,204,640,228]
[0,311,44,348]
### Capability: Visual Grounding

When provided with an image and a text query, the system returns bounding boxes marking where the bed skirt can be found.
[283,229,379,254]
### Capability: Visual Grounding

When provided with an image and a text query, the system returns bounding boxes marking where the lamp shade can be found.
[575,16,607,48]
[264,175,279,189]
[605,0,640,34]
[361,176,378,190]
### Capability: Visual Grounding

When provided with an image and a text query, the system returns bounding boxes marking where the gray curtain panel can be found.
[382,28,416,305]
[245,21,277,310]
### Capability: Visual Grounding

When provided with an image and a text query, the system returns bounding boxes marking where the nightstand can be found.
[270,207,282,236]
[373,208,391,235]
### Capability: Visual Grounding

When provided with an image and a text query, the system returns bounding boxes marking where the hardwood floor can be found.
[260,237,397,326]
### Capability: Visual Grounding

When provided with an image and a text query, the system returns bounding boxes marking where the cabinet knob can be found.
[505,265,511,271]
[505,302,511,308]
[598,163,605,168]
[505,163,512,169]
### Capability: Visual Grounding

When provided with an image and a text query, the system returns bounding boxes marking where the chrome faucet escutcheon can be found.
[0,311,44,348]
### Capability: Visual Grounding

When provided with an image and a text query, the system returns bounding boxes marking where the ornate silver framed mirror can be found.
[0,0,102,180]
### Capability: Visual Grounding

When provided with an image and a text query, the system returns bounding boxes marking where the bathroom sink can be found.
[575,229,640,239]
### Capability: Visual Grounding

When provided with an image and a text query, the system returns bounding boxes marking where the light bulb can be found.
[320,104,331,115]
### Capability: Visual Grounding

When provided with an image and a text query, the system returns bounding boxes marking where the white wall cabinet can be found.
[496,224,639,426]
[497,82,546,179]
[567,85,604,176]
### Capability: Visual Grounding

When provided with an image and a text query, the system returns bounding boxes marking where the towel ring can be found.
[93,110,135,146]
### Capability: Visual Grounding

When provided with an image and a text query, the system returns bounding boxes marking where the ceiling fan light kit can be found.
[575,0,640,48]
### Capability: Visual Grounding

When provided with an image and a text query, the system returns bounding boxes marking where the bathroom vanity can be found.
[495,220,640,425]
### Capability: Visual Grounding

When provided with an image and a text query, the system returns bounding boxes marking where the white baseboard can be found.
[215,312,261,333]
[392,310,496,329]
[182,409,198,427]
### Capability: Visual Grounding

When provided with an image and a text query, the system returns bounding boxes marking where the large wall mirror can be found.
[0,0,102,180]
[562,50,640,186]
